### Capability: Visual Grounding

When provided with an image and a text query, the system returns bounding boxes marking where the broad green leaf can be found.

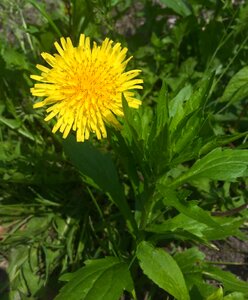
[55,257,133,300]
[170,148,248,187]
[159,187,222,230]
[203,266,248,295]
[221,66,248,104]
[146,213,208,240]
[160,0,192,16]
[63,135,138,236]
[206,287,223,300]
[137,241,190,300]
[63,135,120,194]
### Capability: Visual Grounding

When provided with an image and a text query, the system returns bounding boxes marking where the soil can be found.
[200,236,248,282]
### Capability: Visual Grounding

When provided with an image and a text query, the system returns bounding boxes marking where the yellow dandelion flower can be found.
[30,34,143,142]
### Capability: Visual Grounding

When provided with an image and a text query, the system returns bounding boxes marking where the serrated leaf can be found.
[137,241,190,300]
[55,257,133,300]
[221,66,248,104]
[170,148,248,187]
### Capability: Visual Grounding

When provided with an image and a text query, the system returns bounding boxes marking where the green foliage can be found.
[169,148,248,187]
[1,0,248,299]
[221,66,248,105]
[160,0,192,17]
[137,241,190,300]
[55,257,133,300]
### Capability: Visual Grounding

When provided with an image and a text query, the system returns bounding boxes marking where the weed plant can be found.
[0,1,248,299]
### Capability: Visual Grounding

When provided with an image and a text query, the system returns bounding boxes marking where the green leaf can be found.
[203,216,244,241]
[172,110,202,155]
[148,81,170,174]
[137,241,190,300]
[221,66,248,104]
[160,0,192,16]
[169,84,193,133]
[206,287,223,300]
[169,73,214,135]
[146,214,208,240]
[158,187,222,230]
[1,48,29,70]
[63,135,138,236]
[63,136,120,195]
[156,81,169,131]
[224,292,246,300]
[55,257,133,300]
[203,266,248,295]
[122,97,152,144]
[174,248,205,274]
[199,132,248,156]
[186,273,217,299]
[170,148,248,187]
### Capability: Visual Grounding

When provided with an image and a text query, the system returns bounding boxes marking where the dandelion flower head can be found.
[31,34,143,142]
